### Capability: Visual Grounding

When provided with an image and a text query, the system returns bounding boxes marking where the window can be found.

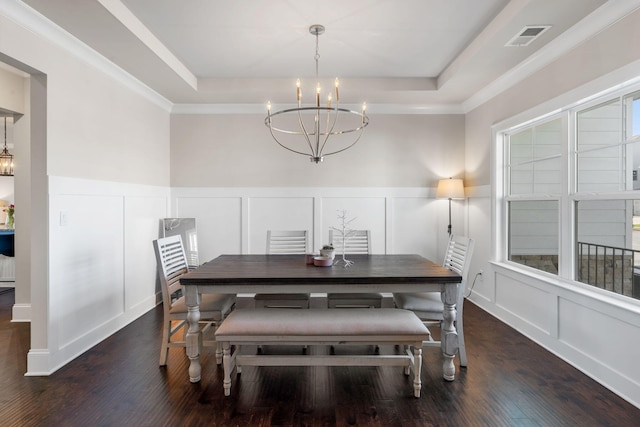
[508,200,559,274]
[505,118,563,274]
[501,83,640,300]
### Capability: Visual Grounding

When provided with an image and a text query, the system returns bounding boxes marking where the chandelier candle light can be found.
[265,25,369,163]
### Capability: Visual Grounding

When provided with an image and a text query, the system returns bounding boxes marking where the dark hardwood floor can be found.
[1,287,638,426]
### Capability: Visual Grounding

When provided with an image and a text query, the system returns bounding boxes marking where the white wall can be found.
[466,8,640,408]
[0,64,25,114]
[0,3,172,375]
[172,186,460,263]
[170,114,465,188]
[35,176,168,374]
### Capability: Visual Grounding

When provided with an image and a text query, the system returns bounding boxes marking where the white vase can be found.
[319,249,335,259]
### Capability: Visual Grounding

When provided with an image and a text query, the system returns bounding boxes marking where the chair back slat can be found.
[153,235,189,308]
[443,235,475,305]
[267,230,308,254]
[330,229,371,254]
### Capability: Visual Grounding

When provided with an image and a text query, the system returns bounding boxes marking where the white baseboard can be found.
[11,302,30,322]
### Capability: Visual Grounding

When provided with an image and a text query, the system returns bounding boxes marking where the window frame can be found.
[494,78,640,299]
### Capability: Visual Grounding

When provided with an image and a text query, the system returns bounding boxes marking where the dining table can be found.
[179,254,462,384]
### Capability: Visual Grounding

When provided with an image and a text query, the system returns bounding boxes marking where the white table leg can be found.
[441,283,459,381]
[184,286,202,383]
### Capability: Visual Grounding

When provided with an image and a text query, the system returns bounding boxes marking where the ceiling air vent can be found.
[505,25,551,47]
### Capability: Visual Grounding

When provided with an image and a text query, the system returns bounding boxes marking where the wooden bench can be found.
[214,308,431,398]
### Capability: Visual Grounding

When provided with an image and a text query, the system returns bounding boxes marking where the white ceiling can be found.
[17,0,637,112]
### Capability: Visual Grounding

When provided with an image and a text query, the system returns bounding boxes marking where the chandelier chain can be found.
[315,31,320,79]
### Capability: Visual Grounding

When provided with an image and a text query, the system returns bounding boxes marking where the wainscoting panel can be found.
[390,197,439,260]
[44,176,169,375]
[495,270,554,335]
[125,195,168,311]
[175,196,243,261]
[477,262,640,408]
[248,197,315,253]
[558,297,640,387]
[171,187,441,258]
[320,197,387,253]
[49,193,126,349]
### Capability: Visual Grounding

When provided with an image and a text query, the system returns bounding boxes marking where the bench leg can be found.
[413,345,423,398]
[222,342,233,396]
[216,340,223,365]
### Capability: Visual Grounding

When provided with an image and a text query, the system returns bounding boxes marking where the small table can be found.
[180,254,462,383]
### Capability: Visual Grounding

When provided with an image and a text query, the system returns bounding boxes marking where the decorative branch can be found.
[330,209,357,267]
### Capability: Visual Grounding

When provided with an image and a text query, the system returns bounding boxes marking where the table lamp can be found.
[436,178,465,235]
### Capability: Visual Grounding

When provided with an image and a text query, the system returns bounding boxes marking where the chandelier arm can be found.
[320,127,366,157]
[314,108,321,157]
[266,107,366,133]
[265,106,368,161]
[296,108,316,155]
[267,123,317,157]
[319,102,341,156]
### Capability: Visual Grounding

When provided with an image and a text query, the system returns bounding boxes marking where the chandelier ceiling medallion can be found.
[265,24,369,164]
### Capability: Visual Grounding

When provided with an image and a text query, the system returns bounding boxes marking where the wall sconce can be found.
[437,177,465,235]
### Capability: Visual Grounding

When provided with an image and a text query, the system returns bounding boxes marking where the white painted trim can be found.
[0,0,172,111]
[11,302,30,322]
[97,0,197,90]
[463,1,640,113]
[171,186,434,198]
[470,262,640,409]
[24,349,51,376]
[493,60,640,132]
[6,0,639,117]
[49,175,170,197]
[27,176,170,376]
[170,103,466,115]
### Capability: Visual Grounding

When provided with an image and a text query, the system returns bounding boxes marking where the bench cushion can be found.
[215,308,429,341]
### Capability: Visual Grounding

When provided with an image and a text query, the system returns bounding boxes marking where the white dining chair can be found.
[393,234,475,367]
[254,230,311,309]
[153,235,235,366]
[327,229,382,308]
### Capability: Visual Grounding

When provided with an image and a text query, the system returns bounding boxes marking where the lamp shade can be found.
[436,178,465,199]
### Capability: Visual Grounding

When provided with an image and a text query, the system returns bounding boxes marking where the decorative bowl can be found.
[319,249,335,259]
[313,256,333,267]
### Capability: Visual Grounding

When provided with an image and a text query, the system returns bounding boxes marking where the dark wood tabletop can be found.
[181,254,461,286]
[180,254,464,384]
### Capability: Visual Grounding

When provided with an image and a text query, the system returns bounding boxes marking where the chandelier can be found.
[0,117,13,176]
[265,25,369,163]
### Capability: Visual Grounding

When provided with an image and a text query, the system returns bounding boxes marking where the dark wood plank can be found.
[1,288,639,426]
[182,254,461,286]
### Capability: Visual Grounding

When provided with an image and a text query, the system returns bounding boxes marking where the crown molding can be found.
[463,0,640,113]
[171,103,465,115]
[6,0,640,117]
[0,0,173,112]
